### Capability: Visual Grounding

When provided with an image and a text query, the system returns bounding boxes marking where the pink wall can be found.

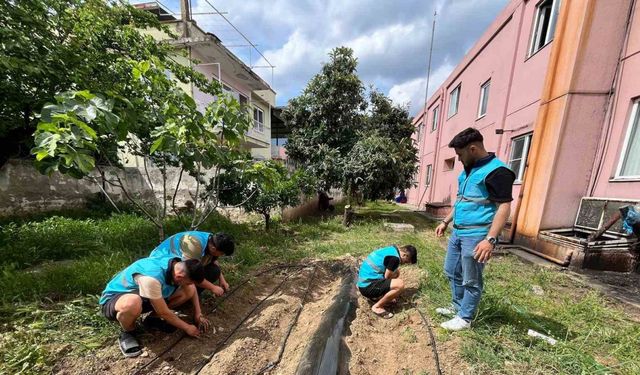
[410,0,640,231]
[190,49,254,109]
[590,1,640,199]
[409,0,551,218]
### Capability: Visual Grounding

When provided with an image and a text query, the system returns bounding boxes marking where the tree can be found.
[282,47,367,191]
[218,161,315,230]
[282,48,417,202]
[345,90,418,200]
[0,0,211,165]
[31,58,251,238]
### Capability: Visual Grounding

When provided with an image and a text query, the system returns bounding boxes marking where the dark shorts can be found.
[197,262,221,295]
[100,293,169,321]
[359,279,392,300]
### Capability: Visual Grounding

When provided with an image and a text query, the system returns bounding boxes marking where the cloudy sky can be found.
[138,0,510,114]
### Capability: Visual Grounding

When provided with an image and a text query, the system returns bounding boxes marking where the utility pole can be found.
[180,0,190,37]
[417,10,437,209]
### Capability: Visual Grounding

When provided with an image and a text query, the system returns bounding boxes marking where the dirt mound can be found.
[54,262,460,375]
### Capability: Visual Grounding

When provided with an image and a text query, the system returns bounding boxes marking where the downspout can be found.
[497,2,526,158]
[427,89,445,204]
[501,2,527,242]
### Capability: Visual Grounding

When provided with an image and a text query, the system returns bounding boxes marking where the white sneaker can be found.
[440,316,471,331]
[435,306,456,316]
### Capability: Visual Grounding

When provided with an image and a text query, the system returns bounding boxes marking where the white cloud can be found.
[151,0,510,109]
[388,61,455,114]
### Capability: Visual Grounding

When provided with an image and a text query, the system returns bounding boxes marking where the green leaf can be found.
[150,136,164,154]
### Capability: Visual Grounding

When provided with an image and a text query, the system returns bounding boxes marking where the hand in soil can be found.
[220,280,230,292]
[197,316,211,333]
[211,285,225,296]
[185,324,201,338]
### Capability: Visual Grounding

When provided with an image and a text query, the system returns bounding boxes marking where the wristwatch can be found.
[485,236,497,247]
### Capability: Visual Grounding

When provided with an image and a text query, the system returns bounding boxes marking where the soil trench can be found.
[54,262,454,375]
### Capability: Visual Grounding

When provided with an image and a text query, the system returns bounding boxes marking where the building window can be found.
[431,105,439,132]
[508,134,532,182]
[253,107,264,132]
[478,80,490,118]
[444,157,455,171]
[616,101,640,178]
[448,85,461,118]
[529,0,561,56]
[239,94,248,107]
[425,164,433,186]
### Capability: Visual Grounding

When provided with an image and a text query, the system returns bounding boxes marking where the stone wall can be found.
[0,159,199,216]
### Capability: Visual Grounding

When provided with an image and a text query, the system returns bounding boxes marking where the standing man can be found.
[99,257,208,357]
[435,128,515,331]
[150,231,234,297]
[357,244,418,319]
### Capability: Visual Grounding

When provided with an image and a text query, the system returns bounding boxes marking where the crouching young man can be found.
[99,256,210,357]
[357,245,418,319]
[150,231,234,297]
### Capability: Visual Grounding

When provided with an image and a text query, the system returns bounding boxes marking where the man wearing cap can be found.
[356,244,418,319]
[99,257,209,357]
[150,231,235,297]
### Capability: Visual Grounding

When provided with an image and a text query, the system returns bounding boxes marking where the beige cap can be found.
[179,234,204,260]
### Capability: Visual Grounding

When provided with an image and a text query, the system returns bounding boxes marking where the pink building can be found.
[409,0,640,272]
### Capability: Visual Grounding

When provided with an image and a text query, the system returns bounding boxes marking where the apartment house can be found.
[135,1,274,160]
[409,0,640,271]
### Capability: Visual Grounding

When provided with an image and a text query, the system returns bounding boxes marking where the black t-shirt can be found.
[464,154,516,203]
[485,167,516,203]
[383,256,400,272]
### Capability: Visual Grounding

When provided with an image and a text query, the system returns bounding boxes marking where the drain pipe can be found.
[295,265,356,375]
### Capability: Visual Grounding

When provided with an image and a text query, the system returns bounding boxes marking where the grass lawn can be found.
[1,201,638,374]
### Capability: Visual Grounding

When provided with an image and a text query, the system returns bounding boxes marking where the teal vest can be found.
[357,246,400,288]
[453,156,509,237]
[149,231,210,259]
[99,256,180,305]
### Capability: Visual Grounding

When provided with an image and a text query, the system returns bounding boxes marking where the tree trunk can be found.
[264,212,270,231]
[343,205,354,227]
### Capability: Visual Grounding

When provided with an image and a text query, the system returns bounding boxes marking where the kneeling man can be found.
[357,244,417,319]
[99,256,209,357]
[150,231,234,297]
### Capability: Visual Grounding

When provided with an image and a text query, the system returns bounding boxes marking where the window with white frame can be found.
[529,0,561,56]
[425,164,433,186]
[478,80,490,118]
[253,107,264,132]
[616,100,640,178]
[431,105,439,132]
[508,134,532,182]
[448,85,461,118]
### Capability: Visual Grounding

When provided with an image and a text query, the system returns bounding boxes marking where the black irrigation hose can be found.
[416,308,443,375]
[256,265,318,375]
[133,263,306,375]
[192,267,305,375]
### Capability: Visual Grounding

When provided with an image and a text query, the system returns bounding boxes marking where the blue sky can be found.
[134,0,510,114]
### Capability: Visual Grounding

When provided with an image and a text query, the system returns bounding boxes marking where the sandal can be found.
[118,331,142,358]
[143,316,177,333]
[372,309,394,319]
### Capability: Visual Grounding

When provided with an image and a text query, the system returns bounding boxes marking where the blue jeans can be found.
[444,231,486,321]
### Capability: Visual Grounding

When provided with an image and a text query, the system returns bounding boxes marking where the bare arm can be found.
[474,202,511,263]
[384,268,399,279]
[149,298,199,337]
[435,208,454,237]
[197,279,224,296]
[488,202,511,238]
